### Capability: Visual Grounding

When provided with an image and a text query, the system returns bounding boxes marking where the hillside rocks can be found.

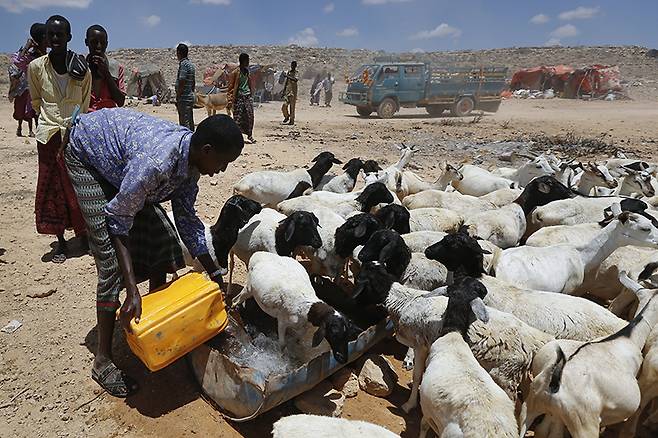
[2,45,657,99]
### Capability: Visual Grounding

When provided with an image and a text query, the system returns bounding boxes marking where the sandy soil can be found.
[2,92,658,438]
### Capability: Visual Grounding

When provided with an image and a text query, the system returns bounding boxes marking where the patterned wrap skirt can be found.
[35,132,87,236]
[232,93,254,137]
[64,147,184,311]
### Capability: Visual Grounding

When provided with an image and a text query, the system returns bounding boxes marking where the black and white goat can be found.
[233,151,342,206]
[233,252,361,364]
[315,158,364,193]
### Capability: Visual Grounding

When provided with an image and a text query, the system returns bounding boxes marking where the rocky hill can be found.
[2,45,657,99]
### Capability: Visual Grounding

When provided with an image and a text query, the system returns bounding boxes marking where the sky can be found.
[0,0,656,54]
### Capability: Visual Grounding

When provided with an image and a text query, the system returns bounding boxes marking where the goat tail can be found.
[548,345,567,394]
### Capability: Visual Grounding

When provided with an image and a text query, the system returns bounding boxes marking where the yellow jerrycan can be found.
[123,272,229,371]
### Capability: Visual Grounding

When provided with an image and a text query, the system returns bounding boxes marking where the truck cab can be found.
[341,62,428,118]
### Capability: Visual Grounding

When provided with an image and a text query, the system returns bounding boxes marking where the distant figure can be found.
[323,72,335,107]
[310,73,322,106]
[28,15,90,262]
[9,23,47,137]
[85,25,125,111]
[176,43,196,130]
[228,52,256,143]
[281,60,298,125]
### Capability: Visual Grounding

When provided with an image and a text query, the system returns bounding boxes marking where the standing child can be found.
[9,23,47,137]
[28,15,90,263]
[85,24,125,111]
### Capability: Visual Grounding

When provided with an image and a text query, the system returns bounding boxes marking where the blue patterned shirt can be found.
[69,108,208,258]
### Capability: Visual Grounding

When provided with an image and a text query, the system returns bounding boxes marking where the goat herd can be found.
[176,145,658,437]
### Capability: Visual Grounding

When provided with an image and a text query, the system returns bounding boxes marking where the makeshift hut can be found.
[510,65,574,92]
[126,64,171,102]
[564,65,622,98]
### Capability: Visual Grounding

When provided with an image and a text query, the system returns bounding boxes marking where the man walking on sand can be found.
[227,53,256,143]
[28,15,89,263]
[176,43,195,130]
[64,109,244,397]
[281,60,298,125]
[9,23,47,138]
[323,72,335,107]
[85,24,125,111]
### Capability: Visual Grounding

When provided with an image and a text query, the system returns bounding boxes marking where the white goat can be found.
[519,271,658,438]
[492,153,556,187]
[419,332,518,438]
[272,414,399,438]
[453,164,515,196]
[395,163,463,199]
[480,187,523,207]
[495,210,658,294]
[403,189,496,215]
[594,168,656,198]
[409,208,464,234]
[361,144,416,192]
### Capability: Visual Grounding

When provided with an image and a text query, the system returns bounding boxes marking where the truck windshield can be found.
[350,65,378,83]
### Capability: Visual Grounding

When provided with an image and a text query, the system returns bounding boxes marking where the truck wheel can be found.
[357,106,373,117]
[377,98,397,119]
[426,105,445,117]
[451,96,475,117]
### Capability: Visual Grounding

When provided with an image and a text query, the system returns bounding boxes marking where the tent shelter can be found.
[126,64,171,102]
[510,65,574,92]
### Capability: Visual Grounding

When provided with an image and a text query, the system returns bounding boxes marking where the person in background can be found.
[9,23,47,137]
[64,108,244,397]
[310,73,321,106]
[227,53,256,143]
[85,24,125,111]
[281,60,298,125]
[28,15,90,263]
[323,72,335,107]
[176,43,196,130]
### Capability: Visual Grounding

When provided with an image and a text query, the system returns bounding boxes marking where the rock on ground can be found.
[294,380,345,417]
[358,355,398,398]
[330,367,359,398]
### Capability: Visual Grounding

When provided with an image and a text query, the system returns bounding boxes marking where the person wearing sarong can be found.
[65,108,244,397]
[281,60,298,125]
[227,53,255,143]
[28,15,90,263]
[9,23,47,137]
[323,73,335,107]
[176,43,196,130]
[310,73,322,106]
[85,25,125,111]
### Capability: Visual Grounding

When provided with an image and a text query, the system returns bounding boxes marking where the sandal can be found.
[91,362,139,398]
[52,253,67,264]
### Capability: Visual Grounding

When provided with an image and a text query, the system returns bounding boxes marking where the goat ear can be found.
[332,158,343,165]
[538,182,551,194]
[354,222,368,239]
[285,219,296,242]
[618,211,632,224]
[479,246,492,255]
[382,212,396,230]
[311,326,325,347]
[378,240,397,264]
[311,213,321,228]
[610,202,623,217]
[423,286,449,298]
[470,298,489,323]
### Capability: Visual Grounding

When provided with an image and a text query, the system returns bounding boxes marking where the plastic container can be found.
[124,272,229,371]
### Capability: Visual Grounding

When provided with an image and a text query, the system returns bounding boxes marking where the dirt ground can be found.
[2,92,658,438]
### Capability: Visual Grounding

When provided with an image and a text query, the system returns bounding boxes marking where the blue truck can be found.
[339,62,508,119]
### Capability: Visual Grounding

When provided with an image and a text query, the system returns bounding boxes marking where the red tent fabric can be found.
[510,65,574,91]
